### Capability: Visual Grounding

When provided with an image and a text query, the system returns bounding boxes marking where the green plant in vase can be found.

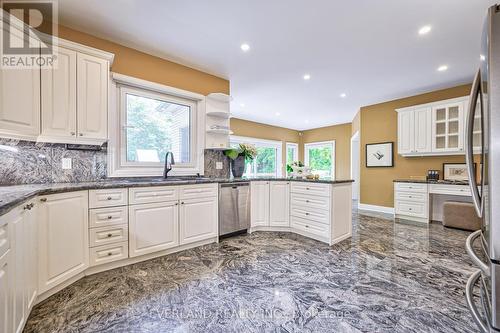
[224,143,257,178]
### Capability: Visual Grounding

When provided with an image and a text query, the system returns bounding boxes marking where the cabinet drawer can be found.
[429,184,471,196]
[395,191,427,203]
[290,182,330,197]
[290,192,330,211]
[90,241,128,267]
[89,188,128,208]
[89,225,128,247]
[395,183,427,193]
[290,205,330,225]
[129,186,179,205]
[291,215,329,238]
[89,206,128,228]
[395,201,427,218]
[0,223,8,258]
[179,184,218,199]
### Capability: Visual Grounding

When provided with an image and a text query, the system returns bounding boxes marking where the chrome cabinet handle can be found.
[466,69,484,217]
[466,230,490,276]
[465,270,490,333]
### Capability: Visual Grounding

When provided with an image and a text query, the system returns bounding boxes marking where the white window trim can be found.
[230,135,283,177]
[108,73,206,177]
[304,140,336,179]
[286,142,299,175]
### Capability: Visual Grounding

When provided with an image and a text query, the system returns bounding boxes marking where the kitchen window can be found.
[304,141,335,178]
[108,74,205,177]
[230,136,283,177]
[286,142,299,175]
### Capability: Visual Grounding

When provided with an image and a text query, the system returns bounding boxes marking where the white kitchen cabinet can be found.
[396,96,468,156]
[129,201,179,257]
[250,181,270,227]
[269,181,290,227]
[0,249,11,333]
[38,191,89,294]
[0,66,40,141]
[431,101,464,153]
[179,197,218,245]
[414,107,432,153]
[76,53,109,142]
[23,202,38,312]
[10,207,25,333]
[397,110,414,155]
[40,47,77,141]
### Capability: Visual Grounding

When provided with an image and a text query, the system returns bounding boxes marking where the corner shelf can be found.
[207,128,233,135]
[206,110,231,119]
[206,93,233,103]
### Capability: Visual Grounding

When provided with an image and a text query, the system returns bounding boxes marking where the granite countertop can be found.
[393,179,469,185]
[0,177,353,216]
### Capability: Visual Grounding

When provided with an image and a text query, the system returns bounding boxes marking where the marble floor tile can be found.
[24,206,479,333]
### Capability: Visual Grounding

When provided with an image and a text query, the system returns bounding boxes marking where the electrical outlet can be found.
[216,162,223,170]
[62,158,72,170]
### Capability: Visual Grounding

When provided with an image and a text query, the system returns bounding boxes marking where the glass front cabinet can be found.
[431,101,464,153]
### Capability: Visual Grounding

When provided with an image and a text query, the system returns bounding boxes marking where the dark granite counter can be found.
[393,179,469,185]
[0,177,353,216]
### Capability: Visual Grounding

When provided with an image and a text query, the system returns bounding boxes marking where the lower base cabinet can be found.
[0,250,10,333]
[129,201,179,258]
[38,191,89,294]
[179,196,218,245]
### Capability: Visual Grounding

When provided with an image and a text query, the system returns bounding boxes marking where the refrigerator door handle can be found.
[466,270,490,333]
[465,69,484,217]
[466,230,491,276]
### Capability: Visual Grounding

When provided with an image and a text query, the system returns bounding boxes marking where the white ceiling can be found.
[58,0,497,130]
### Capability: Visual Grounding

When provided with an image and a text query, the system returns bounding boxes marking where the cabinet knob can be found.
[305,225,309,228]
[107,216,113,219]
[181,202,185,205]
[79,133,84,137]
[409,208,412,211]
[70,132,75,136]
[107,233,113,238]
[107,197,112,200]
[40,198,47,202]
[306,200,310,203]
[175,203,179,206]
[305,212,309,215]
[107,252,113,256]
[306,187,310,190]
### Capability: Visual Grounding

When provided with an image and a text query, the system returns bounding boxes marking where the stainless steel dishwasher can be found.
[219,182,250,237]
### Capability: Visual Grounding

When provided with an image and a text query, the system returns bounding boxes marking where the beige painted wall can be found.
[360,84,474,208]
[351,111,360,136]
[53,25,230,95]
[230,118,301,176]
[301,123,352,180]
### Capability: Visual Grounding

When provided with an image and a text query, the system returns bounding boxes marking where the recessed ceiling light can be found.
[340,93,347,98]
[418,25,432,35]
[240,43,250,52]
[275,112,281,116]
[437,65,448,72]
[303,74,311,80]
[240,103,245,108]
[305,120,309,124]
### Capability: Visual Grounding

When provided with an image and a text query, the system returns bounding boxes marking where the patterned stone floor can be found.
[24,206,480,332]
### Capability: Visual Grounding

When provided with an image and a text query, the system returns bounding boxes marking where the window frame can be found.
[230,135,283,178]
[304,140,336,179]
[108,73,205,177]
[286,142,299,175]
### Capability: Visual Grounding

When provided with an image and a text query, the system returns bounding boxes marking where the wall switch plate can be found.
[216,162,223,170]
[62,158,72,170]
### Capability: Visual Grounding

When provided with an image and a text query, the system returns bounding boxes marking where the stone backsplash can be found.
[0,138,230,185]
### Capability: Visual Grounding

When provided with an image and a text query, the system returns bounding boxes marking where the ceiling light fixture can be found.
[240,43,250,52]
[437,65,448,72]
[303,74,311,80]
[340,93,347,98]
[240,103,245,108]
[418,25,432,35]
[275,112,281,116]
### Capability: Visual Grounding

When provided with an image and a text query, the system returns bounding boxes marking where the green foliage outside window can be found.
[308,146,333,176]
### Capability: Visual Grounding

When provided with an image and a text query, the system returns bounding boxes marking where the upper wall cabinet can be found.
[396,96,469,156]
[0,31,41,141]
[39,40,113,145]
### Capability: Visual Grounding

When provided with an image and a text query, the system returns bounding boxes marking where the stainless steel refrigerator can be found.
[465,4,500,332]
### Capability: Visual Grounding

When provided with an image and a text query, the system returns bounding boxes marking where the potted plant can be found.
[224,143,258,178]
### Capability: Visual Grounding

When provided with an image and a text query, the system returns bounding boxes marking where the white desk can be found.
[394,181,473,223]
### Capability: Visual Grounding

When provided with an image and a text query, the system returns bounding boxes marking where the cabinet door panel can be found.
[11,210,25,333]
[269,182,289,227]
[398,111,414,154]
[179,197,217,245]
[38,191,89,293]
[24,203,38,311]
[77,53,108,140]
[414,107,431,153]
[129,201,178,257]
[0,251,11,333]
[250,182,269,227]
[41,47,77,140]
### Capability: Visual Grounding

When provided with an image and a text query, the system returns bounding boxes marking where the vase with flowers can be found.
[224,143,258,178]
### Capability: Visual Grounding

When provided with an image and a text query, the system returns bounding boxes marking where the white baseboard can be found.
[358,203,395,214]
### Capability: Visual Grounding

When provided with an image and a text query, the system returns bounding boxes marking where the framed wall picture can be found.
[366,142,393,167]
[443,163,475,181]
